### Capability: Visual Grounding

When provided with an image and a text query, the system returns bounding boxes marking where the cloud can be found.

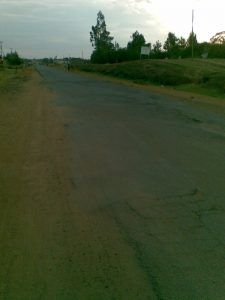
[0,0,166,57]
[1,0,222,58]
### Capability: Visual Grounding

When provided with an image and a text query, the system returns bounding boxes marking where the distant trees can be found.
[89,11,225,63]
[210,31,225,44]
[41,57,54,65]
[90,12,149,63]
[199,43,225,58]
[163,32,188,58]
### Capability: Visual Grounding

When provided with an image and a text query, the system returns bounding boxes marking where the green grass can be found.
[0,66,25,93]
[75,59,225,99]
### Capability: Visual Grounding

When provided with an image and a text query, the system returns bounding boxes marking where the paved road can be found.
[36,65,225,299]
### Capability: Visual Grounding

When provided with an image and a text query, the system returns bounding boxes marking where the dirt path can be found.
[0,69,156,299]
[0,69,70,298]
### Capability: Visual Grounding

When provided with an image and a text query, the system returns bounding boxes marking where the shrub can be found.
[5,52,22,66]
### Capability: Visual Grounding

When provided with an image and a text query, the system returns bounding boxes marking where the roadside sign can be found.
[141,46,151,56]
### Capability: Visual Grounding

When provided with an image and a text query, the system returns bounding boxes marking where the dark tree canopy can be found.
[5,52,22,65]
[127,31,146,60]
[163,32,188,57]
[90,11,114,63]
[187,32,198,47]
[127,31,146,49]
[89,11,225,63]
[163,32,179,52]
[178,37,187,49]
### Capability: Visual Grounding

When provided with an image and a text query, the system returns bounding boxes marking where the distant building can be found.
[210,31,225,44]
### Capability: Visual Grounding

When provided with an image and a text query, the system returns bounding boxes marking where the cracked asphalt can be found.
[37,65,225,299]
[12,65,225,299]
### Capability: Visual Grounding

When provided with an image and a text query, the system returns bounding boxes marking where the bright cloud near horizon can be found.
[0,0,224,58]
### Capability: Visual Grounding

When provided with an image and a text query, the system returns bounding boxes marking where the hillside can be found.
[75,59,225,98]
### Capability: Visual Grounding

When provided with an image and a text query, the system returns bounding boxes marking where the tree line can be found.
[90,11,225,63]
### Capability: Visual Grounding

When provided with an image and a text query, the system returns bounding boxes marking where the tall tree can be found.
[127,31,146,60]
[152,40,163,58]
[163,32,180,57]
[178,37,187,49]
[187,32,198,47]
[90,11,114,63]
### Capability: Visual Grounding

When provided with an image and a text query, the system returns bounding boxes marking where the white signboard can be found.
[141,46,151,56]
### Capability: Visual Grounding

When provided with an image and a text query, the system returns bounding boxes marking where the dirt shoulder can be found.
[0,68,157,299]
[0,68,73,298]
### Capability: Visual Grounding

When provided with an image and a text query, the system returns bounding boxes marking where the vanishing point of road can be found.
[0,65,225,299]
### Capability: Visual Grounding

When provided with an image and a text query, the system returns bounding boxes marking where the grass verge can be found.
[75,59,225,99]
[0,66,27,93]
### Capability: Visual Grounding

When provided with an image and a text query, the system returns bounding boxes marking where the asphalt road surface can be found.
[1,65,225,299]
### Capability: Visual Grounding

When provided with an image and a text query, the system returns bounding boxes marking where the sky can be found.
[0,0,224,59]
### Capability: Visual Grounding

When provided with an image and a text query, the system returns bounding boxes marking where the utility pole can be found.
[0,41,3,57]
[192,9,194,59]
[0,41,4,64]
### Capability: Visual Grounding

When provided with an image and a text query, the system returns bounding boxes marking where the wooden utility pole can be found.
[192,9,194,59]
[0,41,3,57]
[0,41,4,64]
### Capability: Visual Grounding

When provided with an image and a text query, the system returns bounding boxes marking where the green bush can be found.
[5,52,22,66]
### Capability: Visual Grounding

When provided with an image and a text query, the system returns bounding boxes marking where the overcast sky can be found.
[0,0,224,58]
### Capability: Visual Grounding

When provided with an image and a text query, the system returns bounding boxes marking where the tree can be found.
[178,37,186,49]
[113,41,120,63]
[210,31,225,44]
[163,32,180,57]
[90,11,114,63]
[152,40,163,58]
[184,32,198,58]
[187,32,198,47]
[5,51,22,65]
[127,31,146,60]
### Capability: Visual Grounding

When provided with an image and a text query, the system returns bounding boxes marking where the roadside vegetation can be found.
[89,11,225,64]
[72,11,225,99]
[0,56,26,93]
[0,68,19,92]
[44,10,225,99]
[4,51,23,66]
[75,59,225,98]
